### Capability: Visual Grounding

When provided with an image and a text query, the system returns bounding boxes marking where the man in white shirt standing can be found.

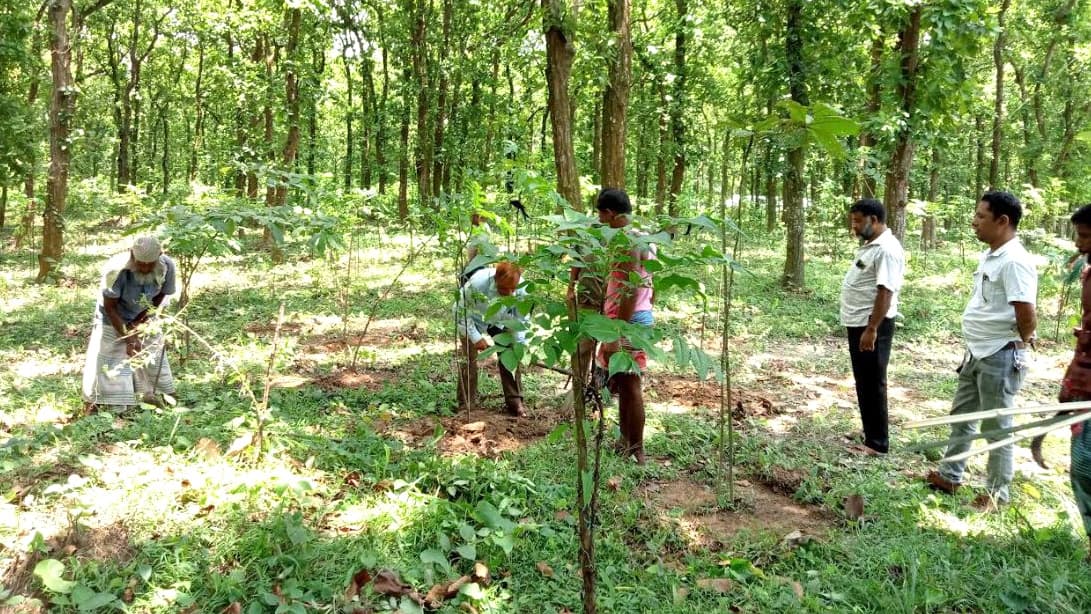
[927,191,1038,508]
[840,199,905,455]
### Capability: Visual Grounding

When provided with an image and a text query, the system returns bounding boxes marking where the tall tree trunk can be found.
[273,8,302,208]
[376,6,390,194]
[342,49,354,190]
[881,4,921,242]
[160,102,169,193]
[600,0,631,189]
[431,0,452,197]
[922,147,939,250]
[361,56,375,187]
[654,82,667,212]
[543,0,581,211]
[974,114,984,197]
[718,129,730,208]
[1011,63,1039,187]
[411,0,432,208]
[989,0,1011,188]
[39,0,76,281]
[781,0,808,289]
[397,69,411,220]
[667,0,687,216]
[189,36,205,181]
[857,35,882,198]
[635,109,648,197]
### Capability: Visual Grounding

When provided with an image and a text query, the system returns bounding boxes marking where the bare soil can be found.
[395,408,564,459]
[640,477,834,550]
[646,374,779,418]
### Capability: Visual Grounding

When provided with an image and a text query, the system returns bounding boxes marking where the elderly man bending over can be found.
[82,236,178,412]
[454,262,529,417]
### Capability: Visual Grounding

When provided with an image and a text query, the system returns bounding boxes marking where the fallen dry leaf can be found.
[372,570,411,596]
[782,529,811,549]
[607,476,622,491]
[536,561,554,577]
[843,494,865,521]
[221,603,241,614]
[122,588,134,603]
[224,432,254,457]
[444,575,471,598]
[460,421,487,432]
[791,581,804,599]
[460,603,479,614]
[673,586,690,604]
[344,471,362,487]
[424,583,447,608]
[373,479,394,492]
[473,561,490,584]
[195,437,222,459]
[554,510,572,523]
[696,578,735,593]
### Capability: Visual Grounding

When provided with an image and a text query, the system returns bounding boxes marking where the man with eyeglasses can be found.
[926,191,1038,510]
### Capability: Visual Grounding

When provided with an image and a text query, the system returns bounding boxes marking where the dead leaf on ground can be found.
[536,561,554,577]
[372,569,413,597]
[224,432,255,457]
[607,476,622,491]
[122,588,134,603]
[195,437,221,459]
[460,603,479,614]
[554,510,572,523]
[473,561,490,584]
[791,581,804,599]
[460,421,487,432]
[424,584,447,608]
[343,471,362,487]
[444,575,471,598]
[782,529,811,549]
[221,603,242,614]
[696,578,735,593]
[843,494,865,521]
[673,586,690,604]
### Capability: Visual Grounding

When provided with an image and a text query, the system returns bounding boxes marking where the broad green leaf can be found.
[459,582,485,601]
[493,532,515,555]
[455,543,477,561]
[33,559,74,594]
[607,352,640,377]
[475,500,507,530]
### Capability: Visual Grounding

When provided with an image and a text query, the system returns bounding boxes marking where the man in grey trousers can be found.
[926,191,1038,509]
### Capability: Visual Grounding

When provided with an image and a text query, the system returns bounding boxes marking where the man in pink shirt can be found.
[595,188,656,464]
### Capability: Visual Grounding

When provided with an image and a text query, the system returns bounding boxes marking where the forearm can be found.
[615,292,637,323]
[1013,302,1037,342]
[103,301,129,337]
[866,288,893,331]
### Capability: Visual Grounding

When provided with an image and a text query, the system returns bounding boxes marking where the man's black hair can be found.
[849,198,886,223]
[1071,204,1091,227]
[595,188,632,215]
[980,190,1023,228]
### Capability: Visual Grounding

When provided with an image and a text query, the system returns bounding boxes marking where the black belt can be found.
[1004,340,1030,350]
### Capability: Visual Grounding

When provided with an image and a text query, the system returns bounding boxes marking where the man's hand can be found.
[474,339,489,352]
[859,328,877,352]
[124,337,142,357]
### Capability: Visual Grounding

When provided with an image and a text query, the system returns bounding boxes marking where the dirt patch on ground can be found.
[758,466,808,496]
[640,477,833,550]
[311,366,398,391]
[646,375,778,417]
[1,520,134,611]
[395,408,563,459]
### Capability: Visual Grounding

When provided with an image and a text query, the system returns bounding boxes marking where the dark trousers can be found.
[846,318,894,453]
[457,331,523,410]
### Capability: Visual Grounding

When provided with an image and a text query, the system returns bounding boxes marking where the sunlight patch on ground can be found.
[915,269,963,290]
[323,491,431,536]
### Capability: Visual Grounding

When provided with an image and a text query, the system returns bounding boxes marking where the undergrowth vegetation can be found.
[2,206,1091,612]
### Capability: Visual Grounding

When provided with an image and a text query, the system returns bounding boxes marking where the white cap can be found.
[131,236,162,263]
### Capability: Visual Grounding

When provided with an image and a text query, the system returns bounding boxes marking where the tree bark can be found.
[781,0,808,289]
[38,0,76,281]
[989,0,1011,189]
[342,48,354,190]
[411,0,431,208]
[273,8,302,208]
[667,0,687,216]
[397,69,411,221]
[543,0,581,211]
[432,0,452,197]
[600,0,631,189]
[857,35,882,198]
[881,4,921,242]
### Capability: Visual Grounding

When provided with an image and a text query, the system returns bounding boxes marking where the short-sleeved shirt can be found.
[453,267,529,344]
[839,228,905,327]
[97,253,177,324]
[962,238,1037,358]
[604,231,656,319]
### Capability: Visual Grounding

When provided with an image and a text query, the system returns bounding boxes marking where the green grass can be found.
[3,220,1091,612]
